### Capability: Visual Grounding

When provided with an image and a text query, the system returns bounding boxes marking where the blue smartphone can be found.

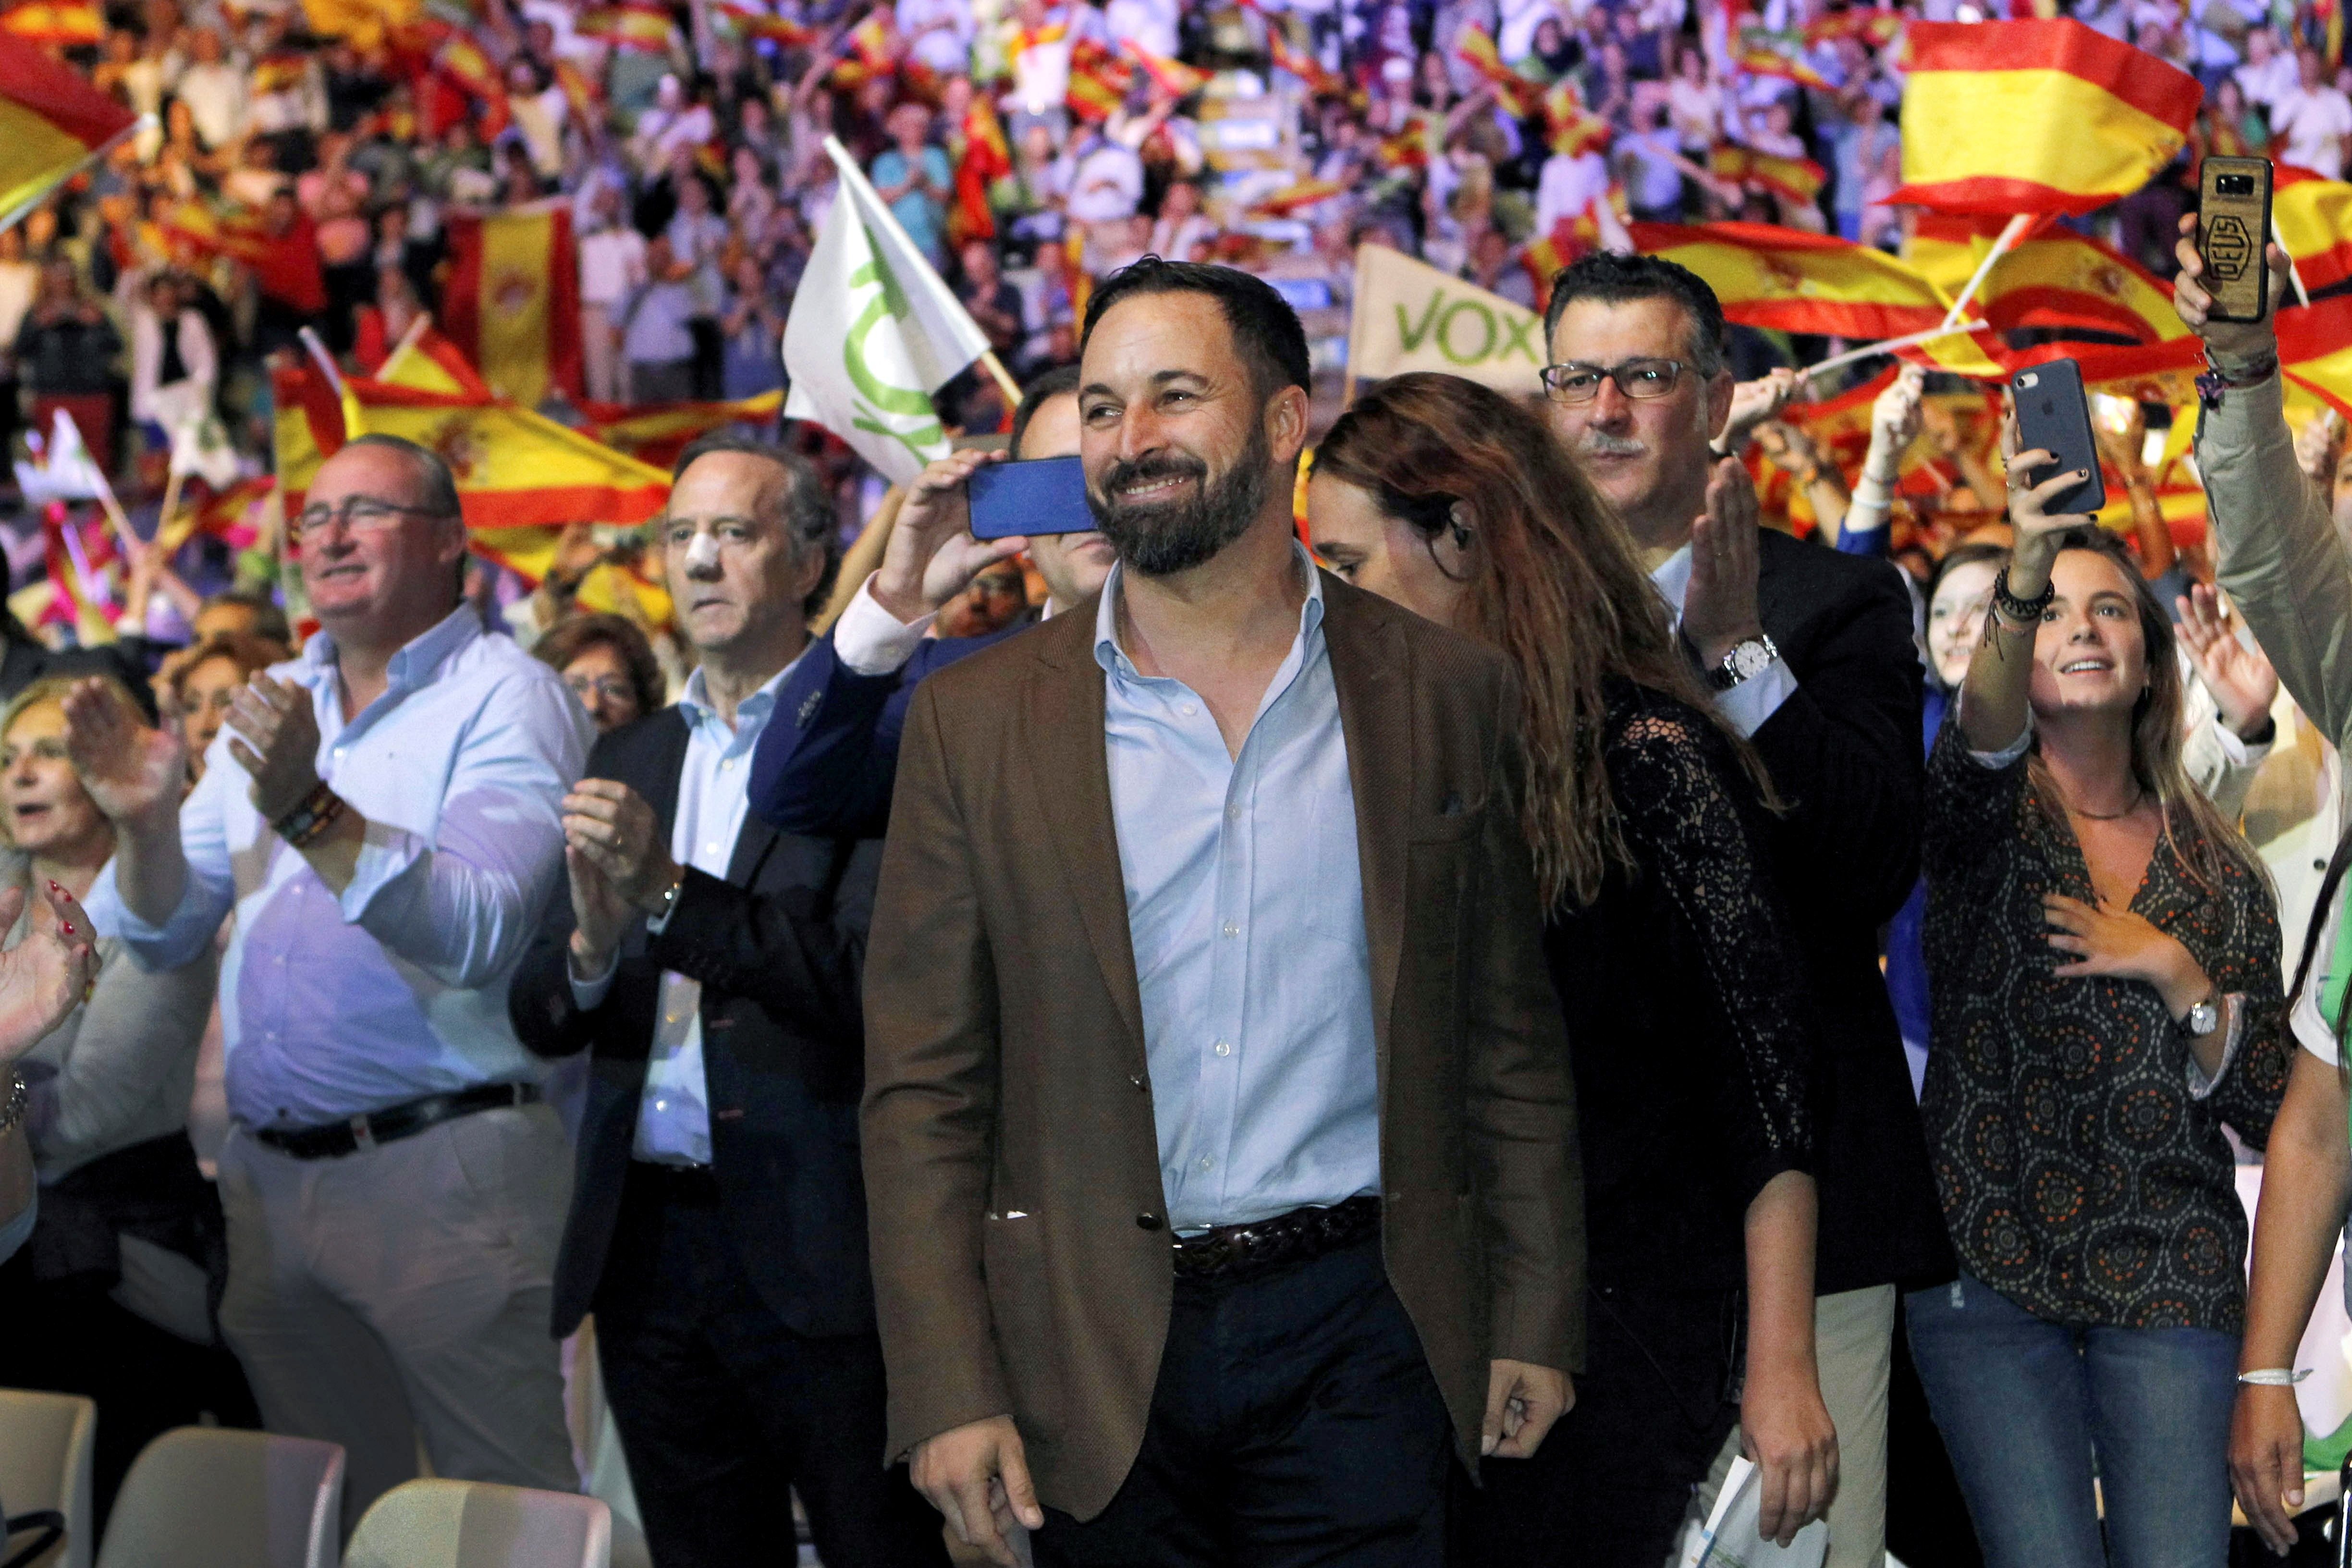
[968,455,1096,539]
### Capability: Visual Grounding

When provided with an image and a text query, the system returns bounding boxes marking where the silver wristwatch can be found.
[1708,634,1779,692]
[2183,996,2221,1038]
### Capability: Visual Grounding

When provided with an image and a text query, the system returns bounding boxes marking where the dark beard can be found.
[1087,421,1271,578]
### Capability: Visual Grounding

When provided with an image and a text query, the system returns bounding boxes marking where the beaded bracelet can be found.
[1991,566,2054,627]
[273,780,347,849]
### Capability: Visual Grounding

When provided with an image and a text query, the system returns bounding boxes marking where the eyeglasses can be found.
[290,495,448,542]
[565,675,637,706]
[1538,357,1690,404]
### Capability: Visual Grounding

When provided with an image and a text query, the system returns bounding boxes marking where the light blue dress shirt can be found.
[569,656,801,1166]
[1094,546,1381,1233]
[89,608,590,1130]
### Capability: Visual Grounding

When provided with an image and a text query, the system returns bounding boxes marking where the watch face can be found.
[1729,638,1773,680]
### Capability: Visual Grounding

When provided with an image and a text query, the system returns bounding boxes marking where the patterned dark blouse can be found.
[1921,723,2291,1332]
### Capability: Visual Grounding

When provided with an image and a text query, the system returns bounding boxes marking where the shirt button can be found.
[1222,921,1239,938]
[721,759,735,771]
[1136,1212,1164,1232]
[705,844,721,855]
[1198,1155,1213,1171]
[1213,1040,1232,1057]
[1225,804,1241,821]
[1179,703,1199,717]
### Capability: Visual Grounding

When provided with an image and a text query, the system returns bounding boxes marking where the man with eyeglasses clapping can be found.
[66,434,591,1537]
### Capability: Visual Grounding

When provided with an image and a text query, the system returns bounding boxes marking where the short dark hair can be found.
[532,612,666,717]
[671,432,840,617]
[199,587,291,646]
[1009,365,1080,458]
[342,433,463,518]
[1079,256,1312,400]
[1542,252,1729,379]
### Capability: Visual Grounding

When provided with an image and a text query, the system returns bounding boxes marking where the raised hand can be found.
[873,449,1029,624]
[561,779,681,914]
[2172,211,2294,367]
[1717,366,1801,455]
[1683,456,1764,671]
[60,678,185,831]
[0,881,98,1067]
[2176,583,2278,740]
[222,673,324,823]
[1998,412,2095,586]
[1870,365,1927,454]
[564,842,635,978]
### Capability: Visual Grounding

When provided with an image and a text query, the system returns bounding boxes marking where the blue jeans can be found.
[1905,1274,2238,1568]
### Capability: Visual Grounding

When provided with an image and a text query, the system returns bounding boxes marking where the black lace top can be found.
[1922,723,2290,1331]
[1544,680,1816,1293]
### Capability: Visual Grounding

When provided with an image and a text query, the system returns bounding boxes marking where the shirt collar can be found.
[301,604,481,694]
[678,640,808,730]
[1092,540,1326,679]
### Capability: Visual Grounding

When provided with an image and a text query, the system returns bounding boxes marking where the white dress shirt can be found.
[1650,544,1799,738]
[569,655,803,1166]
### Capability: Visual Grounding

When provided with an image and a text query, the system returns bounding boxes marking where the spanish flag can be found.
[552,58,600,123]
[576,4,675,50]
[1906,216,2186,342]
[0,44,135,226]
[342,379,670,532]
[951,96,1012,245]
[716,2,814,46]
[1,1,103,43]
[576,390,784,469]
[1544,82,1610,158]
[1268,30,1345,98]
[829,12,895,87]
[1249,179,1348,217]
[1890,20,2202,215]
[1709,144,1828,207]
[271,363,346,516]
[1735,23,1834,90]
[2277,297,2352,421]
[1066,37,1135,121]
[161,475,273,552]
[441,204,583,410]
[1453,25,1540,117]
[1628,221,1956,340]
[1123,41,1207,99]
[2010,334,2206,407]
[376,320,493,399]
[1805,9,1902,49]
[159,199,329,314]
[2273,165,2352,295]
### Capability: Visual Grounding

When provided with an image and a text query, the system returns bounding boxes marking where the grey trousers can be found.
[215,1104,579,1535]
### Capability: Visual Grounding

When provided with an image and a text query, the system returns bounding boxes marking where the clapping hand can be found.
[0,881,98,1067]
[1683,456,1765,671]
[2176,583,2278,741]
[222,674,323,822]
[60,679,185,832]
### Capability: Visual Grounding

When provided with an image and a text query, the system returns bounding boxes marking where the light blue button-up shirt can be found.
[89,608,590,1130]
[570,655,801,1165]
[1095,545,1381,1233]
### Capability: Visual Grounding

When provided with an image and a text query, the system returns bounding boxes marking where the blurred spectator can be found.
[534,612,665,735]
[873,102,956,269]
[15,257,122,478]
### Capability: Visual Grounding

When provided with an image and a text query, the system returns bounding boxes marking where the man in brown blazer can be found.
[861,257,1584,1568]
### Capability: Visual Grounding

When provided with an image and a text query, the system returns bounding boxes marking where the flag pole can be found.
[2272,217,2312,308]
[0,115,155,236]
[1800,319,2001,381]
[1937,212,2034,331]
[978,351,1023,411]
[54,410,142,558]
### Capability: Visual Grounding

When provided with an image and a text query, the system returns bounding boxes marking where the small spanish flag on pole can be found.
[1906,216,2188,343]
[1628,221,1959,340]
[1889,19,2202,215]
[441,202,584,411]
[0,46,139,233]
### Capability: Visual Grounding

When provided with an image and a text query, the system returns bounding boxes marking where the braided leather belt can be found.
[1169,1195,1382,1280]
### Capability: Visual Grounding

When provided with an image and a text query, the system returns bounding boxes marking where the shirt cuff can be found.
[1711,655,1797,739]
[2206,715,2276,769]
[834,573,936,676]
[1955,695,2034,769]
[2184,993,2247,1100]
[567,944,619,1011]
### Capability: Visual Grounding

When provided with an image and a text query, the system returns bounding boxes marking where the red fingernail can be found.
[62,923,74,934]
[46,880,58,891]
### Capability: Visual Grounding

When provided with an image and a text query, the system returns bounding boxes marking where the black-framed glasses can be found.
[290,495,448,543]
[1538,357,1690,404]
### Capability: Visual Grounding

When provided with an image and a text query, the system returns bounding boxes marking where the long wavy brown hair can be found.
[1315,371,1768,910]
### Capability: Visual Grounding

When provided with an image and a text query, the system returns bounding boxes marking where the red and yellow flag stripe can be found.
[0,1,104,44]
[441,205,583,410]
[0,43,135,221]
[1906,216,2185,342]
[1629,220,1955,340]
[2273,165,2352,295]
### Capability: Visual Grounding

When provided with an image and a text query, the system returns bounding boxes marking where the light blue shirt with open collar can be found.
[1094,543,1381,1234]
[569,653,804,1166]
[89,607,590,1130]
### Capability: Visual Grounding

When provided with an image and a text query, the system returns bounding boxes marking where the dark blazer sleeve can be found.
[750,627,1021,838]
[1753,539,1925,927]
[647,844,877,1043]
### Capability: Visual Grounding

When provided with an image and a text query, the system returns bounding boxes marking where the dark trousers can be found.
[1466,1283,1742,1568]
[592,1165,945,1568]
[1033,1234,1454,1568]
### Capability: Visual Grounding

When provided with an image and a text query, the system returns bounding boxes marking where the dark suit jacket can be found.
[508,708,886,1340]
[749,612,1034,839]
[862,572,1584,1521]
[1750,530,1953,1294]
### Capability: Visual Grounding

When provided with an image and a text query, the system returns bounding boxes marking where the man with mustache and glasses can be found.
[860,257,1582,1568]
[1480,251,1944,1568]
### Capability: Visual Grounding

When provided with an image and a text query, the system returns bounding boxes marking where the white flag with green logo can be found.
[784,137,992,483]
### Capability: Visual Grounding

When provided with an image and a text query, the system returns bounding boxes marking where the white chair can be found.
[0,1390,94,1568]
[95,1427,343,1568]
[343,1480,612,1568]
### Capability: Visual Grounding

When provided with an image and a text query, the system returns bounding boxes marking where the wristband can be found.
[2236,1368,2311,1386]
[272,779,346,849]
[1851,475,1894,512]
[1991,566,2054,627]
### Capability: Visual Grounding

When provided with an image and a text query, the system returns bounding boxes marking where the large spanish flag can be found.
[2277,297,2352,421]
[441,204,583,410]
[1628,221,1955,340]
[1906,216,2185,342]
[341,380,669,531]
[375,320,492,399]
[2273,166,2352,296]
[1890,20,2202,215]
[0,44,135,226]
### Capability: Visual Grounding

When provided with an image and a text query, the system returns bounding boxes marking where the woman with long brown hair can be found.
[1309,371,1835,1562]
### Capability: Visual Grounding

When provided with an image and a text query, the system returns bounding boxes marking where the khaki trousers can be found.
[215,1103,579,1535]
[1678,1283,1897,1568]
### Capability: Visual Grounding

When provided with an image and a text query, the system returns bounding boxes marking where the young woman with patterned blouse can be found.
[1915,426,2291,1568]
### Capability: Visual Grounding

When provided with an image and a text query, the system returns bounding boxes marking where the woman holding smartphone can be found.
[1911,422,2289,1567]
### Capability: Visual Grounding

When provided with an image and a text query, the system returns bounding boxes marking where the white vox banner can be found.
[783,137,992,483]
[1347,244,1547,395]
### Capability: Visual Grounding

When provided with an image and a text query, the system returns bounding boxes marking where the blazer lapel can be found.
[1024,607,1149,1063]
[1321,578,1411,1073]
[635,710,691,844]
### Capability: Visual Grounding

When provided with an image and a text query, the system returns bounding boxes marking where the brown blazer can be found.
[861,570,1584,1521]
